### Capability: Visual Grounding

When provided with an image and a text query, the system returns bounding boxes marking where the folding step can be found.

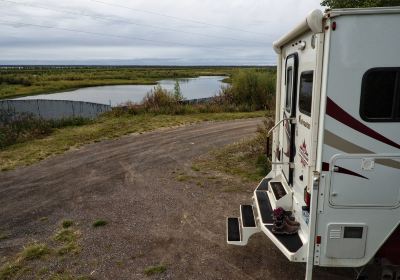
[255,191,274,224]
[241,205,256,227]
[256,177,271,191]
[254,183,306,261]
[227,217,241,245]
[271,181,286,199]
[267,174,292,210]
[239,205,260,245]
[265,224,303,253]
[227,206,261,246]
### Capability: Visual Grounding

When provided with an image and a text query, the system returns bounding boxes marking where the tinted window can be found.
[285,67,293,112]
[299,71,314,116]
[361,69,400,122]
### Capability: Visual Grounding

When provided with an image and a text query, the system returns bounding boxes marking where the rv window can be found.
[285,67,293,112]
[361,68,400,122]
[299,71,314,116]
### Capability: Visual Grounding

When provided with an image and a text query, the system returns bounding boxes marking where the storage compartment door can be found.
[329,155,400,207]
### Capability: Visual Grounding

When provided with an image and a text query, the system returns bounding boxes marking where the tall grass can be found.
[219,69,276,110]
[0,111,90,149]
[142,85,183,113]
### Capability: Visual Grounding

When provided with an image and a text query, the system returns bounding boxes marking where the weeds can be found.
[191,165,201,172]
[54,229,77,243]
[142,85,183,114]
[21,243,50,261]
[144,265,166,276]
[0,111,90,149]
[195,113,273,183]
[92,220,107,228]
[61,220,73,229]
[0,263,22,280]
[176,174,192,182]
[53,227,80,256]
[0,223,83,279]
[0,232,9,240]
[56,242,80,256]
[218,69,276,110]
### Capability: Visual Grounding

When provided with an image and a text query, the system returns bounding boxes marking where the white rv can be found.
[227,7,400,280]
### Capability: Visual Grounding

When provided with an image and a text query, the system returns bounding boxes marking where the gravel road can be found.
[0,118,352,279]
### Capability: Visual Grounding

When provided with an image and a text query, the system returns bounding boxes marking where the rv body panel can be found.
[227,7,400,278]
[315,12,400,268]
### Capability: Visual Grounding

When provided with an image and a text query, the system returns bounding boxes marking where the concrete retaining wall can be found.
[0,99,111,120]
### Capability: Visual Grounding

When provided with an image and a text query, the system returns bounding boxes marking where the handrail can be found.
[267,117,295,136]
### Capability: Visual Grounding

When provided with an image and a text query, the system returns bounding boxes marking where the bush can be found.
[218,69,276,110]
[142,85,183,114]
[0,111,90,149]
[0,76,32,86]
[92,220,107,227]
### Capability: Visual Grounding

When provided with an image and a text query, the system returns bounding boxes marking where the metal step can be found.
[227,217,241,243]
[265,224,303,253]
[255,191,274,224]
[227,207,261,246]
[256,177,271,191]
[241,205,256,227]
[270,181,286,199]
[254,187,305,259]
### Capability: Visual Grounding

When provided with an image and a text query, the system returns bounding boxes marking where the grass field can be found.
[0,66,274,99]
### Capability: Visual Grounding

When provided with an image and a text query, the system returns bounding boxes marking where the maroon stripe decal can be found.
[326,98,400,150]
[322,162,368,180]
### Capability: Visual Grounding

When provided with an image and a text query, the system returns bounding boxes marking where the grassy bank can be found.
[194,116,273,183]
[0,66,274,99]
[0,111,265,171]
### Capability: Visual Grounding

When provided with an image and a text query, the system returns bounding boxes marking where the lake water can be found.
[14,76,227,106]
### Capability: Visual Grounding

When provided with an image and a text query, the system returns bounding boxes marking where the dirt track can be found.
[0,118,352,279]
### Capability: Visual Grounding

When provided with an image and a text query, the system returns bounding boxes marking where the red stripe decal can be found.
[322,162,368,180]
[326,98,400,150]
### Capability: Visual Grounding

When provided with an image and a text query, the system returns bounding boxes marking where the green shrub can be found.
[142,85,182,114]
[92,220,107,228]
[144,265,166,276]
[0,76,32,86]
[61,220,73,229]
[0,111,90,149]
[0,111,52,149]
[21,243,50,261]
[0,263,22,280]
[226,69,276,110]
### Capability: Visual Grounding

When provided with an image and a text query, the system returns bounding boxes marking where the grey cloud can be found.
[0,0,322,65]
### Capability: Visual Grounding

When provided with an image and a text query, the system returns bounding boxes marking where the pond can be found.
[14,76,228,106]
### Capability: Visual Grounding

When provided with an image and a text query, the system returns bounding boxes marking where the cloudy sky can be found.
[0,0,323,65]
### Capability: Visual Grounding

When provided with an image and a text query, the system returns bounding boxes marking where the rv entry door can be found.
[282,54,298,185]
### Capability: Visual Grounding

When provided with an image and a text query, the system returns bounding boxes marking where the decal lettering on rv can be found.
[298,115,311,129]
[298,140,309,167]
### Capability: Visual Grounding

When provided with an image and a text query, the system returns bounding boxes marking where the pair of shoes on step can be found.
[271,207,300,235]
